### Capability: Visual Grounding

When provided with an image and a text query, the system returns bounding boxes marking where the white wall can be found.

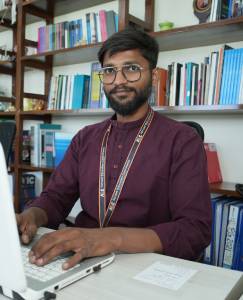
[1,0,243,184]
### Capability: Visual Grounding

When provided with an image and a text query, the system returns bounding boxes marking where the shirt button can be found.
[113,164,118,169]
[118,144,123,149]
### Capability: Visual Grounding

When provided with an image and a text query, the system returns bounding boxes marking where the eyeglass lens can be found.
[99,65,142,84]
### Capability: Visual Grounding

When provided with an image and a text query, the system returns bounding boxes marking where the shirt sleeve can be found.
[149,128,212,260]
[28,131,82,229]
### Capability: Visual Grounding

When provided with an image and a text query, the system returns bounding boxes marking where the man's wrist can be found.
[29,207,48,227]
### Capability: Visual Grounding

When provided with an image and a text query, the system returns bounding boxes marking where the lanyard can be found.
[98,109,154,228]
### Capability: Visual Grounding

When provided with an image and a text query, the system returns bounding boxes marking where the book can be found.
[223,202,243,269]
[22,130,31,164]
[20,173,36,211]
[89,62,102,109]
[0,121,16,166]
[204,143,223,184]
[54,132,73,167]
[218,199,239,267]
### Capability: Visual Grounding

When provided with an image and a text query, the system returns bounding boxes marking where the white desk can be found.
[1,253,243,300]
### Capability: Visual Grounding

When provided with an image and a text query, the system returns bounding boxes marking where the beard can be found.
[104,80,152,116]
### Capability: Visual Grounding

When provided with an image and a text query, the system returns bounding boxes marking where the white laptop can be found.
[0,142,115,300]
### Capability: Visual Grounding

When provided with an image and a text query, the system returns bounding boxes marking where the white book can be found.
[60,75,67,110]
[96,12,102,42]
[30,123,42,166]
[238,66,243,104]
[207,51,219,105]
[47,76,56,110]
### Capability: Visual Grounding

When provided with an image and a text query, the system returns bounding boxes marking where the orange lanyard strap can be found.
[98,109,154,228]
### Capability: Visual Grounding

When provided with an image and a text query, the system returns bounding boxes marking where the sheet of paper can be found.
[134,261,198,290]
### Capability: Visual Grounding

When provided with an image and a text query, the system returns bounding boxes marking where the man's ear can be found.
[152,68,157,86]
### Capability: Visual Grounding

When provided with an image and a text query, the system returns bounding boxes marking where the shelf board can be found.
[21,42,102,66]
[210,181,242,197]
[0,111,16,117]
[20,108,114,116]
[18,164,53,173]
[153,104,243,114]
[19,105,243,117]
[22,0,113,23]
[0,96,15,103]
[0,63,15,75]
[152,16,243,51]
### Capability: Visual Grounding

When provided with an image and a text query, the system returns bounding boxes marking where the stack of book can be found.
[37,9,118,53]
[30,123,62,167]
[204,196,243,271]
[165,46,243,107]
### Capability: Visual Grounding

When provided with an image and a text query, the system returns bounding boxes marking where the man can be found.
[17,28,211,271]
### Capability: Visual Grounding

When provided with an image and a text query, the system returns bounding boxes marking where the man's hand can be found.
[29,227,162,270]
[29,227,120,270]
[16,207,48,244]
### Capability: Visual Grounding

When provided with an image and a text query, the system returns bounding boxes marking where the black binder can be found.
[0,121,16,166]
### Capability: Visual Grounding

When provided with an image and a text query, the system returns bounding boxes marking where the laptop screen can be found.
[0,142,27,293]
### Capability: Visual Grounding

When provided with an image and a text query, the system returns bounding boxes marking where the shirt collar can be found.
[110,107,152,130]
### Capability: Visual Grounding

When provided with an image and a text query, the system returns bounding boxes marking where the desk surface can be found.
[1,253,243,300]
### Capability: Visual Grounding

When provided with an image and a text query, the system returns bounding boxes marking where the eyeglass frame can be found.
[98,63,148,85]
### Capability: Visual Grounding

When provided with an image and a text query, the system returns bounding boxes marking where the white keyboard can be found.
[21,247,78,282]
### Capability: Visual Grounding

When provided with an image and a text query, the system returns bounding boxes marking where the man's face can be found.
[102,49,154,116]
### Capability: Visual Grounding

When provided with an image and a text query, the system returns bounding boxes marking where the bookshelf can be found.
[3,0,241,210]
[12,0,154,211]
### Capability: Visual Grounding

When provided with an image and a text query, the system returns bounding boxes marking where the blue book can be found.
[204,196,226,265]
[232,209,243,270]
[219,50,232,104]
[185,62,193,106]
[210,196,228,265]
[54,132,73,167]
[77,19,83,44]
[232,48,243,104]
[86,13,91,44]
[71,75,90,109]
[214,198,231,266]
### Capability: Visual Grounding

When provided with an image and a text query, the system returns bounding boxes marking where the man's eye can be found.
[104,68,115,75]
[124,64,140,72]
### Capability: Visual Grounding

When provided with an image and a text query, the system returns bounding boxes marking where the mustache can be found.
[109,85,136,94]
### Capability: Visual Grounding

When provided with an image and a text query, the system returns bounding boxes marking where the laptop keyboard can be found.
[21,247,78,282]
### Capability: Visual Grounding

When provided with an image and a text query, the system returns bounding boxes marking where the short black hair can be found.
[98,28,159,69]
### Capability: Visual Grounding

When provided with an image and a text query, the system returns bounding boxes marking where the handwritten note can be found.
[134,261,197,290]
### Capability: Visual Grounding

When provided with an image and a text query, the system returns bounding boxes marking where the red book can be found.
[204,143,223,184]
[154,68,168,106]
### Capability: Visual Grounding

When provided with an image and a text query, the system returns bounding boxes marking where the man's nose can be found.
[113,69,127,85]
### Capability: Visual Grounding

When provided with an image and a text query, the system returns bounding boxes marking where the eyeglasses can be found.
[98,64,146,85]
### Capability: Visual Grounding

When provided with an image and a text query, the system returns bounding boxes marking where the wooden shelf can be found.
[20,108,114,117]
[21,42,103,66]
[19,105,243,117]
[0,63,15,75]
[210,181,242,197]
[0,111,16,117]
[153,105,243,115]
[0,96,15,103]
[22,0,114,25]
[18,164,53,173]
[152,16,243,51]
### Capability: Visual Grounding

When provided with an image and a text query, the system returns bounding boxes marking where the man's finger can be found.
[62,251,84,270]
[32,239,75,266]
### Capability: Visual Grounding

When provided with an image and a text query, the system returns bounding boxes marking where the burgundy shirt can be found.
[31,109,212,260]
